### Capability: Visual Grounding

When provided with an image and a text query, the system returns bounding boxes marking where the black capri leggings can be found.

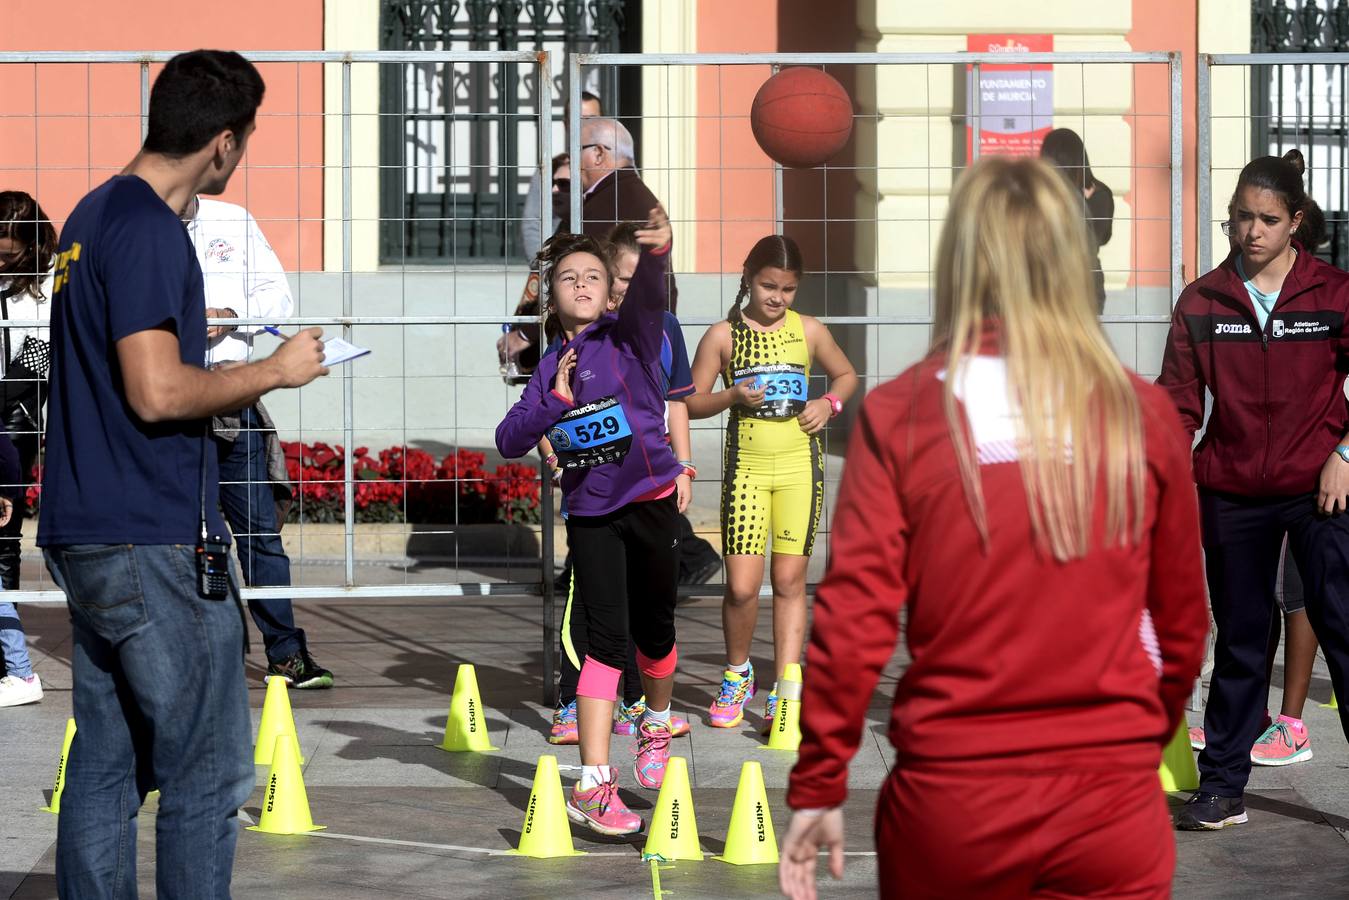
[566,494,679,671]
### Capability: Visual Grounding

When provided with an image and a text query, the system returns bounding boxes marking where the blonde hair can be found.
[933,156,1145,561]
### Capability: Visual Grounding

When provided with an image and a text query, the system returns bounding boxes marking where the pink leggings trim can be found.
[636,643,677,679]
[577,655,623,700]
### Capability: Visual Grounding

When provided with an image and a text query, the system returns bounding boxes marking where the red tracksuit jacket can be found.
[1157,245,1349,496]
[786,346,1210,811]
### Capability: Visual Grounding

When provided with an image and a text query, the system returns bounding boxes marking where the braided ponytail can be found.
[727,276,750,323]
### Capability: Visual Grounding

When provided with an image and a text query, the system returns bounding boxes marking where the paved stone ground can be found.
[3,560,1348,898]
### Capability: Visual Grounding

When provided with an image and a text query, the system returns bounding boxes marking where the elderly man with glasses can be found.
[569,116,678,312]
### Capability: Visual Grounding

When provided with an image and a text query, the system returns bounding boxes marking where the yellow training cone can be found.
[437,663,497,752]
[642,756,702,862]
[40,717,76,814]
[714,761,778,866]
[1159,721,1200,792]
[507,755,585,858]
[255,676,304,766]
[1321,691,1338,710]
[247,733,324,835]
[763,664,803,752]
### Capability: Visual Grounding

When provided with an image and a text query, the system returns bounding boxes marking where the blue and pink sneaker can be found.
[566,771,642,836]
[708,665,756,728]
[614,697,690,737]
[759,692,780,735]
[548,700,578,745]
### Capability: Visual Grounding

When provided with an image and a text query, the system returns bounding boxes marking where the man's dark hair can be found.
[565,90,603,122]
[143,50,265,156]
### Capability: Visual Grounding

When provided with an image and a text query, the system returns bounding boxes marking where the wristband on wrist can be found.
[823,393,843,418]
[544,453,559,468]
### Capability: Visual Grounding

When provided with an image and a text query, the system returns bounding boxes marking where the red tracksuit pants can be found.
[876,767,1174,899]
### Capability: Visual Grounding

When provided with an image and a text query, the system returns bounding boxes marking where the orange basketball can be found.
[750,67,853,169]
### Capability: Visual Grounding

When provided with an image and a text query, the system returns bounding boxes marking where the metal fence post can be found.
[1170,51,1184,301]
[1197,54,1213,277]
[342,59,356,587]
[538,51,557,705]
[567,53,582,234]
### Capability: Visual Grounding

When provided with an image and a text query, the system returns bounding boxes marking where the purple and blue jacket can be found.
[495,244,682,517]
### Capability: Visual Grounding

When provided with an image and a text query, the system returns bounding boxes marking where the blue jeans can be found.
[0,597,34,677]
[217,406,304,663]
[45,544,253,900]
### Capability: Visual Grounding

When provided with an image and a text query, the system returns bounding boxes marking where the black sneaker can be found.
[1174,792,1248,830]
[680,555,722,586]
[266,651,334,690]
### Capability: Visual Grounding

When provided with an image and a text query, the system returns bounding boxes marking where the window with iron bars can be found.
[379,1,640,264]
[1250,0,1349,267]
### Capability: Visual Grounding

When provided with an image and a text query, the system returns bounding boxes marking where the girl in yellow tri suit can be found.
[686,235,858,729]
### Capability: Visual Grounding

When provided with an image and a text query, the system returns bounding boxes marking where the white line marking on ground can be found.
[301,829,877,860]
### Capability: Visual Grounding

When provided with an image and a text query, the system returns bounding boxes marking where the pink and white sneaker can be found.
[633,719,672,790]
[1190,713,1272,753]
[1250,720,1312,766]
[566,772,642,836]
[1188,726,1206,751]
[614,697,690,737]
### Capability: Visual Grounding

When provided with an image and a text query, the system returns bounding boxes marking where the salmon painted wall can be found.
[0,0,325,271]
[1129,0,1198,287]
[695,0,779,275]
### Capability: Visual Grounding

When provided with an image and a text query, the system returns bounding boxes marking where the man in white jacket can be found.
[184,195,333,688]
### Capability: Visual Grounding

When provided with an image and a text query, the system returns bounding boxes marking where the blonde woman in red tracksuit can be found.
[778,157,1210,900]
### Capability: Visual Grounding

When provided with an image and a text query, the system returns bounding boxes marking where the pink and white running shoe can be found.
[633,719,672,790]
[614,697,690,737]
[1250,721,1312,766]
[566,772,642,836]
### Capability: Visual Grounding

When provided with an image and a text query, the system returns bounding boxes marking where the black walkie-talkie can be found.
[196,433,229,600]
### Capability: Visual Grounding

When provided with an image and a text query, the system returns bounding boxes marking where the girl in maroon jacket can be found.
[779,157,1208,900]
[1157,149,1349,831]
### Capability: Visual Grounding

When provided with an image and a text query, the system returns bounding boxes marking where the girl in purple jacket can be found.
[496,207,690,837]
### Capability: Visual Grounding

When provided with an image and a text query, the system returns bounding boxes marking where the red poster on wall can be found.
[966,34,1054,161]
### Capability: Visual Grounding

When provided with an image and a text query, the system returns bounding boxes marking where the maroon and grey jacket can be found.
[1157,243,1349,497]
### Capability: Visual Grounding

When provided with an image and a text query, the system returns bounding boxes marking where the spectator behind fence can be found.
[779,157,1207,899]
[0,430,33,708]
[570,116,678,312]
[182,194,334,690]
[36,50,327,896]
[520,90,601,261]
[499,152,573,381]
[1041,127,1113,312]
[0,191,55,708]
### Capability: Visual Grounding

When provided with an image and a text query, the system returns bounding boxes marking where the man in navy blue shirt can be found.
[37,50,327,897]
